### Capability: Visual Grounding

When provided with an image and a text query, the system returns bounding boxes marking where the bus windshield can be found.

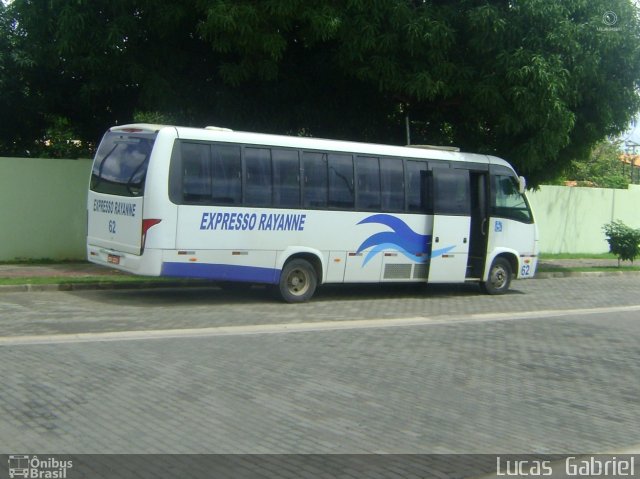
[90,131,156,197]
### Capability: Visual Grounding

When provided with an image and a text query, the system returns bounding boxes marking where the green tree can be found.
[30,116,94,159]
[198,0,640,185]
[1,0,639,186]
[561,139,630,188]
[0,2,42,156]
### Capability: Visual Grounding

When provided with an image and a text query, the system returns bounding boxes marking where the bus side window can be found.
[406,160,429,212]
[273,149,300,208]
[303,152,328,208]
[328,153,354,209]
[422,170,433,214]
[181,142,211,203]
[356,156,381,210]
[211,144,241,205]
[244,147,272,206]
[433,168,470,216]
[381,158,404,212]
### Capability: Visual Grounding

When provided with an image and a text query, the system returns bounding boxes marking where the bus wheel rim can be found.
[491,265,507,289]
[287,268,309,296]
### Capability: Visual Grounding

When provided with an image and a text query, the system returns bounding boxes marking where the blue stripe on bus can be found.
[161,262,279,284]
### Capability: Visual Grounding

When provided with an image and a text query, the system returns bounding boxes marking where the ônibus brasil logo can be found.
[8,455,73,479]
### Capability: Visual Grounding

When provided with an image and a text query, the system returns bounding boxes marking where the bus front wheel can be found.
[481,257,512,295]
[278,259,317,303]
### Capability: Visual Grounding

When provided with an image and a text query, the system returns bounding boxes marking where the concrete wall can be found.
[1,156,639,260]
[0,157,92,261]
[527,184,640,254]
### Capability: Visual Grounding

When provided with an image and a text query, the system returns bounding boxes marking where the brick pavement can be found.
[0,275,639,337]
[0,274,639,479]
[0,284,639,455]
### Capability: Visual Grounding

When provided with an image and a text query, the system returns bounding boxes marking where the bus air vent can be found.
[384,264,412,279]
[412,263,428,279]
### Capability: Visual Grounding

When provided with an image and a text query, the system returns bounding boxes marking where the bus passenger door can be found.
[427,168,471,283]
[467,171,490,279]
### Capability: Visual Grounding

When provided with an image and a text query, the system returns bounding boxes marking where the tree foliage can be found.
[1,0,640,186]
[560,139,630,188]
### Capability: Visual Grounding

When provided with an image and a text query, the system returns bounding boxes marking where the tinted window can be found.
[492,175,533,223]
[303,152,328,207]
[273,149,300,207]
[245,148,272,206]
[212,144,241,204]
[406,160,429,212]
[433,168,470,215]
[328,153,354,208]
[381,158,404,211]
[90,132,156,197]
[182,143,211,202]
[356,156,381,210]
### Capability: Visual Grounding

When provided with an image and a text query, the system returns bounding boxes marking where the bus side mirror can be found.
[518,176,526,194]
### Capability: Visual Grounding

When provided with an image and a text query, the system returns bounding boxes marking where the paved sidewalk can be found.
[0,258,638,293]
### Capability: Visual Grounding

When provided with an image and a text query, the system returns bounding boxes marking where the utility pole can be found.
[624,140,640,184]
[405,115,411,146]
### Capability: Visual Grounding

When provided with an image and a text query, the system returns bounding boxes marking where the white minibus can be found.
[87,124,538,302]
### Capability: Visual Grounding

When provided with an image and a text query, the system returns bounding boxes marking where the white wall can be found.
[527,184,640,253]
[0,155,637,259]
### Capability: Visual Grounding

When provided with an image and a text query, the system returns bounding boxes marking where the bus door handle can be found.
[481,218,487,236]
[463,237,467,244]
[435,237,439,243]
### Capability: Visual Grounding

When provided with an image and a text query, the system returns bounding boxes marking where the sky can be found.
[619,116,640,149]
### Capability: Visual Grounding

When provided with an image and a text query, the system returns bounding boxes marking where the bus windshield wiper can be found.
[93,143,119,188]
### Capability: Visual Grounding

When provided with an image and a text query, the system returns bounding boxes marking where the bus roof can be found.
[111,123,515,171]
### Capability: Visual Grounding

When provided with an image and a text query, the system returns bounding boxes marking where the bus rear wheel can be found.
[278,259,317,303]
[481,257,512,295]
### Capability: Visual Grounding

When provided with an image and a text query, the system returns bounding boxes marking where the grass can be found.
[0,275,207,287]
[0,258,85,265]
[538,252,617,260]
[537,265,640,272]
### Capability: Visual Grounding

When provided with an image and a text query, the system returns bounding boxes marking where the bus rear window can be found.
[90,132,156,197]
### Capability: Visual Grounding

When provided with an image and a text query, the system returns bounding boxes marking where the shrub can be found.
[602,220,640,266]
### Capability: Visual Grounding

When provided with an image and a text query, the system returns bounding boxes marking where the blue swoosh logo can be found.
[356,214,455,266]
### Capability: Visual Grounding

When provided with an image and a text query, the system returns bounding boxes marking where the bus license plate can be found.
[107,254,120,265]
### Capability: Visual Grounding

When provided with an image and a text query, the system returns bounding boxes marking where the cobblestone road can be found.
[0,275,639,335]
[0,276,639,457]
